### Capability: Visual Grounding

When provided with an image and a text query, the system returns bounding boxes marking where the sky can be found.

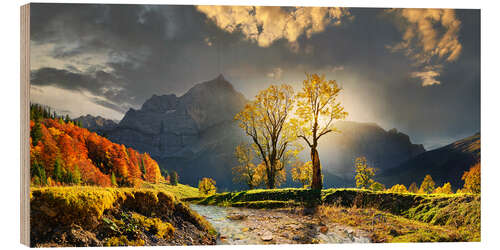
[29,4,480,149]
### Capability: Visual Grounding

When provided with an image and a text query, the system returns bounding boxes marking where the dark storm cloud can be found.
[29,4,480,147]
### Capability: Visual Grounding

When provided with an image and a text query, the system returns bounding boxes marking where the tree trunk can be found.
[267,172,276,189]
[310,147,322,190]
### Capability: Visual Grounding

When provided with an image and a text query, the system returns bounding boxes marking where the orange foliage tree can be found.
[30,118,164,187]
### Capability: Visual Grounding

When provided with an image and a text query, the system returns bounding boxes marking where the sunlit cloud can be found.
[196,6,351,48]
[410,69,441,87]
[386,9,462,86]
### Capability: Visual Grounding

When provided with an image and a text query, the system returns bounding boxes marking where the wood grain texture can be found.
[20,3,30,246]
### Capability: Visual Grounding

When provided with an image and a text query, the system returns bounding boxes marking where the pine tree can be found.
[73,165,81,185]
[53,158,63,183]
[171,171,178,186]
[31,121,43,146]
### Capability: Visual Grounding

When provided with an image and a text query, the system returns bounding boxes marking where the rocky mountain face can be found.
[74,114,117,135]
[315,121,426,181]
[107,75,248,190]
[101,75,427,190]
[379,133,480,190]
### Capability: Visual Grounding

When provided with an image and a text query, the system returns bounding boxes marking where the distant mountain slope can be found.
[379,133,480,189]
[74,114,117,135]
[317,121,426,180]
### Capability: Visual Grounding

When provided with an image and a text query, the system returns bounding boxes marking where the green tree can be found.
[293,73,348,190]
[370,181,385,191]
[354,156,376,189]
[111,172,118,187]
[198,177,216,196]
[171,171,178,186]
[53,158,63,183]
[31,121,43,146]
[73,165,82,185]
[419,174,436,194]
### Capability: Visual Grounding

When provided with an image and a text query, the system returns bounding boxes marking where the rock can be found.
[241,227,249,232]
[292,236,301,241]
[320,226,329,233]
[261,231,273,241]
[227,214,247,220]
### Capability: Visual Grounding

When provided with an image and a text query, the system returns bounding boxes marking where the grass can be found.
[140,181,200,199]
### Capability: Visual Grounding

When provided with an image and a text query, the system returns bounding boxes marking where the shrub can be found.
[198,178,216,196]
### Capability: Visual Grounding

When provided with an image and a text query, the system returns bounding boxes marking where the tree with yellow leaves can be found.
[419,174,436,194]
[291,161,313,188]
[387,184,408,193]
[462,162,480,194]
[434,182,453,194]
[354,156,376,189]
[292,73,348,190]
[232,143,261,189]
[198,177,216,196]
[408,182,419,193]
[235,84,299,189]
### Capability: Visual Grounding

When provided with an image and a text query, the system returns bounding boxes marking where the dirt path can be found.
[189,204,371,245]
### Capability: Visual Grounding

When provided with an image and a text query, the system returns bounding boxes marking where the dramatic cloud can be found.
[28,4,480,149]
[196,6,351,48]
[30,67,131,113]
[386,9,462,86]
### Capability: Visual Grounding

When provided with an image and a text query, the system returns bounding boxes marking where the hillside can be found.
[30,186,216,247]
[379,133,480,189]
[30,111,163,187]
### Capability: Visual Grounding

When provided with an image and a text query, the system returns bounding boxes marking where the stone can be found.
[320,226,329,234]
[261,231,273,241]
[227,214,247,220]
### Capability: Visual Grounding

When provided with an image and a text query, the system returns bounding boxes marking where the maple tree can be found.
[419,174,436,194]
[434,182,453,194]
[292,73,348,190]
[462,162,480,194]
[354,156,376,189]
[291,160,313,188]
[235,84,299,189]
[232,143,262,189]
[198,177,216,196]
